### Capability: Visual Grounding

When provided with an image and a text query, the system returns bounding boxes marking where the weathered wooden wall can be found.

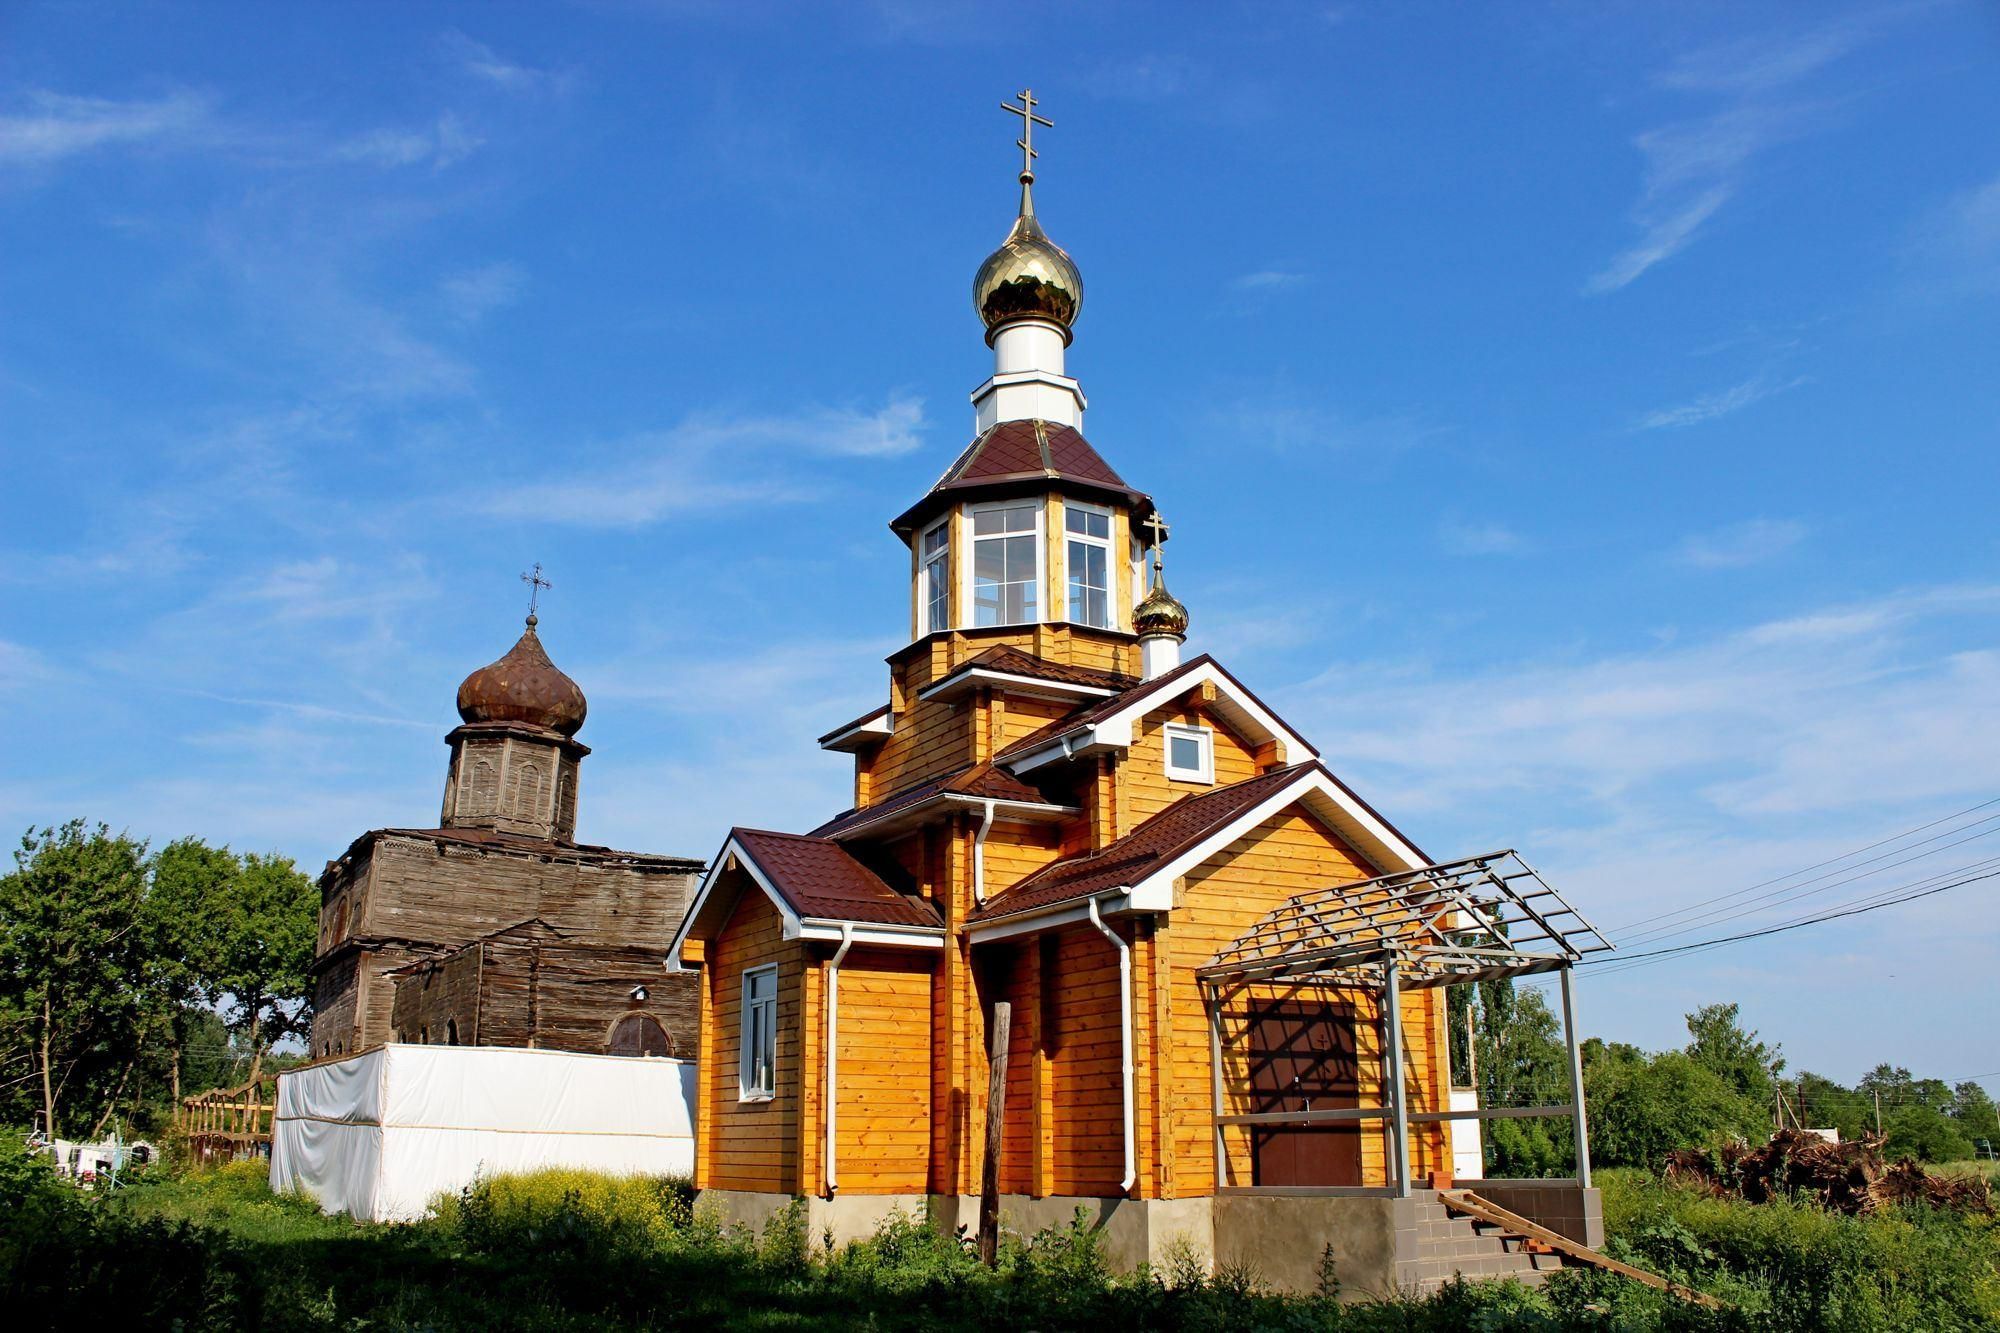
[310,833,700,1057]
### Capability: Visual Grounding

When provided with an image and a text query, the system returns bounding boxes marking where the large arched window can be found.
[608,1014,672,1058]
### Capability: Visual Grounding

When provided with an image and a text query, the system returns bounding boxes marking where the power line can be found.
[1583,863,2000,973]
[1605,796,2000,935]
[1587,854,2000,978]
[1608,800,2000,944]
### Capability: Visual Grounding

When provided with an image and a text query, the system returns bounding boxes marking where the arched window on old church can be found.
[608,1014,671,1058]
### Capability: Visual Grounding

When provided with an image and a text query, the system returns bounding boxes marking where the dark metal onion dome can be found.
[1133,558,1189,641]
[972,176,1083,342]
[456,615,587,736]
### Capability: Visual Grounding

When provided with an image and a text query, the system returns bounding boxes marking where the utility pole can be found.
[1874,1090,1882,1136]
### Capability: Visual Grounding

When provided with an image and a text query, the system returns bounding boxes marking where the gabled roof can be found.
[728,829,945,928]
[967,761,1431,938]
[667,828,947,967]
[807,762,1069,840]
[972,764,1315,924]
[996,654,1317,774]
[890,419,1153,536]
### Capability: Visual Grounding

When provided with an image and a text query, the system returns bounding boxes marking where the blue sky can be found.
[3,1,1997,1092]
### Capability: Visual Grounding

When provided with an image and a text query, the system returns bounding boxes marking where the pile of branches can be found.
[1662,1129,1992,1216]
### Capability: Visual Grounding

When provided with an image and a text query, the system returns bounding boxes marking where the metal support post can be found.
[1207,984,1228,1186]
[1559,965,1592,1189]
[1385,955,1410,1197]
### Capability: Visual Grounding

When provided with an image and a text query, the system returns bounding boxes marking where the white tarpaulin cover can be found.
[270,1044,696,1222]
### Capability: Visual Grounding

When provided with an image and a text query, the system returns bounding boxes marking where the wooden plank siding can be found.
[704,884,810,1194]
[829,949,934,1193]
[1161,803,1452,1196]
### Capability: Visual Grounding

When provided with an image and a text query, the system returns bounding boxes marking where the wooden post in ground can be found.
[978,1001,1011,1266]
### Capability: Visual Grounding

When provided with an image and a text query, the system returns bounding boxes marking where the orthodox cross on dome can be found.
[1141,513,1172,569]
[1001,87,1053,187]
[520,562,551,623]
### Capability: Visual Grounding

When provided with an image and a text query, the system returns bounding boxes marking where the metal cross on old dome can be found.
[1141,513,1172,566]
[520,562,551,619]
[1001,88,1052,179]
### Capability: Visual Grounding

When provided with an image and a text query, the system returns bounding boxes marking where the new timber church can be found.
[668,92,1615,1287]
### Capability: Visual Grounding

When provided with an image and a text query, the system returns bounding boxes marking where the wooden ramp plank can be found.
[1443,1190,1728,1310]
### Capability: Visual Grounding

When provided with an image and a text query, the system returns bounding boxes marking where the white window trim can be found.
[920,516,952,635]
[739,963,778,1102]
[1061,501,1115,630]
[964,498,1045,629]
[1163,722,1215,785]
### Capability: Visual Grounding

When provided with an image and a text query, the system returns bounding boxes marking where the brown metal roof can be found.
[890,419,1153,536]
[807,762,1053,839]
[952,644,1137,693]
[730,828,946,928]
[993,653,1214,762]
[970,763,1319,924]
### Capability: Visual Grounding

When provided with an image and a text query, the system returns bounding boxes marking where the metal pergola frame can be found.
[1197,851,1613,1197]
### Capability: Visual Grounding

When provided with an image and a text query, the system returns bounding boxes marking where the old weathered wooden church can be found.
[311,610,704,1062]
[669,95,1610,1286]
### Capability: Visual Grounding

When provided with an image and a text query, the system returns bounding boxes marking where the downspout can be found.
[972,799,997,906]
[823,923,854,1198]
[1087,894,1137,1196]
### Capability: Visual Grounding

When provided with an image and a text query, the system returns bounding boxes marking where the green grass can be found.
[5,1143,1997,1331]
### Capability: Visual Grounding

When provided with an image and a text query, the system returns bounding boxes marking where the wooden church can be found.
[669,94,1610,1285]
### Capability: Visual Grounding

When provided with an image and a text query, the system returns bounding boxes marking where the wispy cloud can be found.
[483,395,928,527]
[335,113,482,169]
[1297,583,2000,823]
[1901,170,2000,301]
[0,640,58,692]
[439,261,525,325]
[1438,518,1527,556]
[1090,54,1197,102]
[0,88,214,166]
[440,31,565,94]
[1231,269,1308,293]
[1589,18,1872,294]
[1673,518,1807,569]
[1636,372,1808,429]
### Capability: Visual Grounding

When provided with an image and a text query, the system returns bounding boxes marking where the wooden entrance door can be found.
[1245,998,1362,1187]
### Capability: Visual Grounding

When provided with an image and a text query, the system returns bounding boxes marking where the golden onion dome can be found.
[973,176,1083,341]
[1134,563,1189,641]
[456,615,588,736]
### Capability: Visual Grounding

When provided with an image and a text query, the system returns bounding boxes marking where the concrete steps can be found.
[1397,1192,1563,1293]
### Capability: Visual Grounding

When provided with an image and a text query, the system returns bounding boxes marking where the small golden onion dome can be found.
[456,615,588,736]
[973,177,1083,340]
[1134,565,1189,641]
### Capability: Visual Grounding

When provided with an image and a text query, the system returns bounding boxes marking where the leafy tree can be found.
[1948,1081,2000,1157]
[213,853,316,1085]
[144,839,238,1102]
[1684,1002,1782,1109]
[0,822,156,1137]
[1585,1048,1765,1168]
[1467,981,1573,1176]
[1885,1102,1975,1163]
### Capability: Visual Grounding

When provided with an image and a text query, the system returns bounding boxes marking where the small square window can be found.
[1164,723,1214,784]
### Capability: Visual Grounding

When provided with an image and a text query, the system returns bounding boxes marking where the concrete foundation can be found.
[1459,1178,1604,1248]
[695,1183,1601,1297]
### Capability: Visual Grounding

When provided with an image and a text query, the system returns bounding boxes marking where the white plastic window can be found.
[1164,723,1215,784]
[971,501,1041,626]
[739,965,777,1100]
[1065,504,1113,629]
[921,520,951,634]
